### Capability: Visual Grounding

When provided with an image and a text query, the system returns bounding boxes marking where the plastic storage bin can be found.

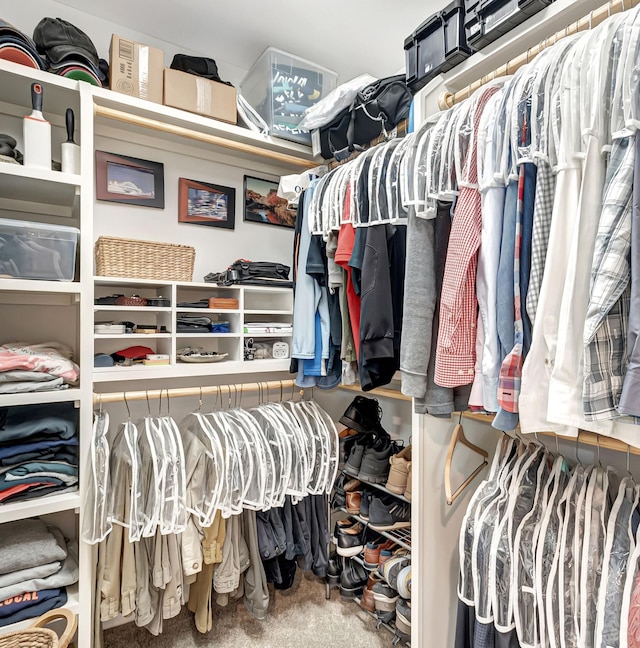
[0,218,79,281]
[404,0,471,92]
[240,47,338,145]
[466,0,553,50]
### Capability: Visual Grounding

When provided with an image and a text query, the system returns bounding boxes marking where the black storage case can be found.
[404,0,471,91]
[466,0,553,50]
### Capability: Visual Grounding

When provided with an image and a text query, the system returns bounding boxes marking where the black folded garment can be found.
[177,299,209,308]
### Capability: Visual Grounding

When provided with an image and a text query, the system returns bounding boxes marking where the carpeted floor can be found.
[103,572,392,648]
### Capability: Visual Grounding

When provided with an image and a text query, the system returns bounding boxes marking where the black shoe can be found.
[360,490,373,520]
[332,471,349,509]
[339,396,385,435]
[373,582,399,613]
[332,518,357,544]
[336,522,365,557]
[358,437,400,484]
[327,556,342,586]
[368,497,411,531]
[344,439,368,477]
[339,558,368,599]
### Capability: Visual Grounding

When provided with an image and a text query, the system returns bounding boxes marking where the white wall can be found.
[2,0,249,86]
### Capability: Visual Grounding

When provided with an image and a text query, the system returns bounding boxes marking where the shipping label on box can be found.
[110,34,164,104]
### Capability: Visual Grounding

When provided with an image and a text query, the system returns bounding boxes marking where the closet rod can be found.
[94,105,317,170]
[438,0,638,109]
[93,379,298,405]
[461,412,640,456]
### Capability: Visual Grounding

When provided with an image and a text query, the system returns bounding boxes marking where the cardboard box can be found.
[163,68,237,124]
[109,34,164,104]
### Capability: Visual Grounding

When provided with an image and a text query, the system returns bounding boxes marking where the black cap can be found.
[33,17,99,68]
[170,54,222,82]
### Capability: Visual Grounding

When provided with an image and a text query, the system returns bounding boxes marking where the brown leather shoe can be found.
[366,573,383,590]
[346,490,362,515]
[344,478,362,492]
[360,587,376,612]
[363,541,381,569]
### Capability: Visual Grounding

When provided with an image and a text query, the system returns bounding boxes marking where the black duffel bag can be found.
[319,75,413,160]
[204,259,292,287]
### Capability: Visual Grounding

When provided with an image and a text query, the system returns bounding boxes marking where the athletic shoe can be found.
[360,587,376,612]
[396,598,411,635]
[368,497,411,531]
[386,445,412,494]
[332,518,356,544]
[344,439,368,477]
[405,460,412,501]
[339,558,368,599]
[360,490,373,520]
[397,564,411,600]
[372,582,399,613]
[376,609,397,625]
[364,539,395,570]
[358,437,400,484]
[336,522,365,557]
[378,547,394,572]
[382,555,411,590]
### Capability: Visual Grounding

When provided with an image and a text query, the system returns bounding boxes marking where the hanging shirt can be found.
[435,84,501,388]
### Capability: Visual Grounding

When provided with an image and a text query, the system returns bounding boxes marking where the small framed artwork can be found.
[243,175,296,229]
[95,151,164,208]
[178,178,236,229]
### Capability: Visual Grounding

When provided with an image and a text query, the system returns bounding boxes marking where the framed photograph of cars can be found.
[95,151,165,208]
[243,175,296,228]
[178,178,236,229]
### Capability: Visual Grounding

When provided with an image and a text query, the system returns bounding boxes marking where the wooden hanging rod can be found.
[94,379,298,405]
[461,411,640,456]
[94,104,317,170]
[438,0,639,109]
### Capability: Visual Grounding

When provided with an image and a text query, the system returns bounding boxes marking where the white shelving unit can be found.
[0,56,307,646]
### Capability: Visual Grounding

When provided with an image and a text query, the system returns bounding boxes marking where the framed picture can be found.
[95,151,164,208]
[178,178,236,229]
[243,175,296,229]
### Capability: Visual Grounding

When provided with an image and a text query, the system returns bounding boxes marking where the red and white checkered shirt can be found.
[435,86,501,388]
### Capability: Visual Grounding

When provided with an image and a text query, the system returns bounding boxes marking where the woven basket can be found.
[0,609,77,648]
[95,236,195,282]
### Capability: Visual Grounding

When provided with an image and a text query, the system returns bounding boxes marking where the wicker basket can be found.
[95,236,195,282]
[0,609,77,648]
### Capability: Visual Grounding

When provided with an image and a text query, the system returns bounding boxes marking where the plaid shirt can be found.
[583,135,635,419]
[525,159,556,329]
[435,86,500,388]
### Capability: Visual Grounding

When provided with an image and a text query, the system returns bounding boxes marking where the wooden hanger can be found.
[444,416,489,505]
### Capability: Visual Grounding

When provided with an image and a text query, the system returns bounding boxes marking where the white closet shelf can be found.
[0,164,81,210]
[175,333,240,338]
[177,308,240,314]
[94,333,172,339]
[0,279,81,295]
[244,310,293,315]
[0,584,79,634]
[0,492,80,526]
[92,359,290,382]
[243,332,293,338]
[94,276,173,289]
[94,305,172,313]
[0,389,82,408]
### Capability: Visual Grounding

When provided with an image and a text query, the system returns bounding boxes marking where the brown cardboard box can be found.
[109,34,164,104]
[163,68,237,124]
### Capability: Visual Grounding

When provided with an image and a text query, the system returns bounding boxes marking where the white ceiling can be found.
[56,0,447,83]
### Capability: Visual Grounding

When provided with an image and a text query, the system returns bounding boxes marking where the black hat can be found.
[170,54,222,83]
[33,17,99,68]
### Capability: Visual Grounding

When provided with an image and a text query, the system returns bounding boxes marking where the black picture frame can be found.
[178,178,236,230]
[95,151,164,209]
[243,175,296,229]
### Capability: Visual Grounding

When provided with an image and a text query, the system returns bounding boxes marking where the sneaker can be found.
[339,558,368,599]
[344,439,368,477]
[360,587,376,612]
[405,460,412,501]
[378,547,394,572]
[346,490,362,515]
[397,564,412,600]
[332,518,356,544]
[360,490,373,520]
[382,555,411,590]
[336,522,365,557]
[386,445,412,494]
[364,539,395,570]
[339,396,385,434]
[331,472,349,509]
[376,609,397,625]
[372,582,399,612]
[396,598,412,634]
[358,437,400,484]
[368,497,411,531]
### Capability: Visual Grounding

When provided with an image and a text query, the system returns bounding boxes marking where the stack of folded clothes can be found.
[0,19,46,70]
[0,342,79,394]
[33,17,105,86]
[0,518,78,627]
[0,403,78,504]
